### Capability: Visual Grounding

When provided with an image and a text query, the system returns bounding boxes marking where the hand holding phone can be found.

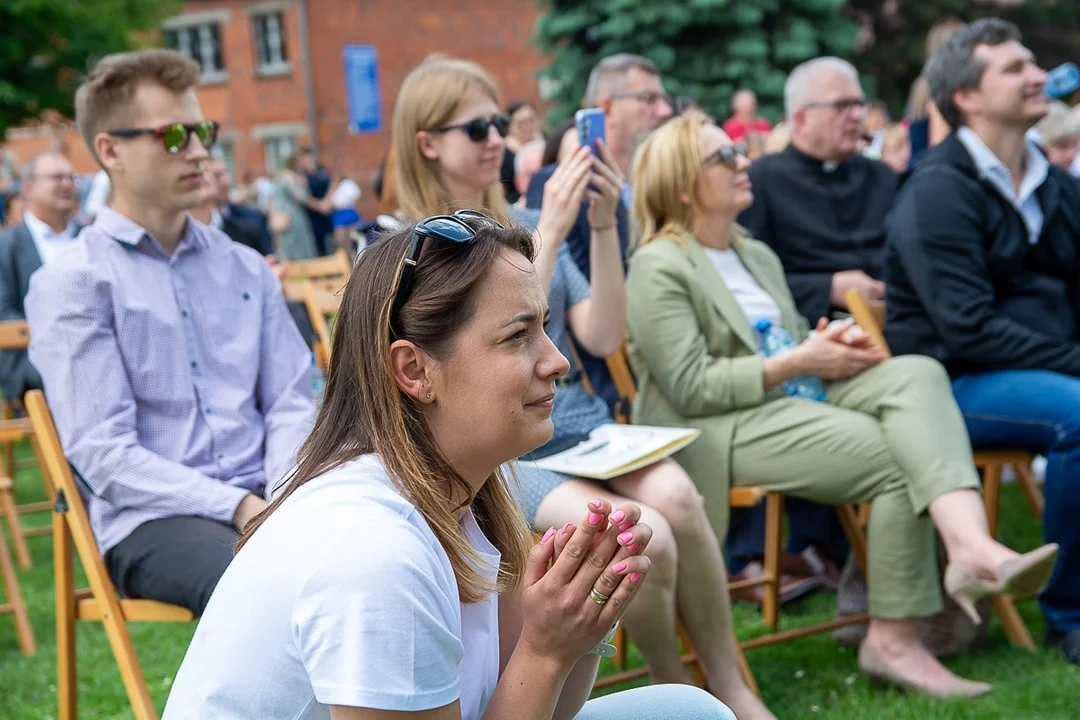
[575,109,607,157]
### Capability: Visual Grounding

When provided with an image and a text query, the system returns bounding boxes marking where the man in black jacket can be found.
[885,18,1080,664]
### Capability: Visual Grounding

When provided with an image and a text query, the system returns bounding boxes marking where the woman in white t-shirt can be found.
[163,213,734,719]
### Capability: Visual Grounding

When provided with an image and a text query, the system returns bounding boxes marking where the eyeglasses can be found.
[30,173,76,184]
[430,114,511,143]
[390,210,505,334]
[801,98,866,115]
[704,143,749,170]
[611,90,673,108]
[106,120,220,154]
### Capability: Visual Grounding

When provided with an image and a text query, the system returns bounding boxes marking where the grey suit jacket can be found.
[0,222,43,399]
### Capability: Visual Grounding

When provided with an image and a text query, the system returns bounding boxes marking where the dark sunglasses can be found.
[390,210,505,334]
[704,143,749,169]
[106,120,220,154]
[431,114,511,143]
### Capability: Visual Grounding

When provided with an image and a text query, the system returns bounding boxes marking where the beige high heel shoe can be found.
[944,543,1060,624]
[858,643,993,699]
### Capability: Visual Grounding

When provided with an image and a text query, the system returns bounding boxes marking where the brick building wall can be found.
[2,0,549,218]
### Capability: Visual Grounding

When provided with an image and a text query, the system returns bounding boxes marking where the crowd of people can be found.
[2,13,1079,720]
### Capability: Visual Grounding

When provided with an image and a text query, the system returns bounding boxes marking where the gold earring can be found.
[426,392,432,400]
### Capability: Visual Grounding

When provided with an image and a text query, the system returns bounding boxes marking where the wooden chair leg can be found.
[101,603,158,720]
[0,516,35,655]
[993,595,1037,651]
[1013,462,1045,518]
[836,504,868,574]
[981,463,1002,536]
[55,508,78,720]
[734,641,760,697]
[0,477,32,570]
[762,492,783,631]
[612,623,627,670]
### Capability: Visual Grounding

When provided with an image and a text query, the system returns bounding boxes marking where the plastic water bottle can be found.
[754,319,827,402]
[310,353,326,407]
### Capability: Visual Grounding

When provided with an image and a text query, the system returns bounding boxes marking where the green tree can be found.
[533,0,861,126]
[849,0,1080,120]
[0,0,178,136]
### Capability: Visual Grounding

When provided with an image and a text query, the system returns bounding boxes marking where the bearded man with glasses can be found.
[24,49,315,616]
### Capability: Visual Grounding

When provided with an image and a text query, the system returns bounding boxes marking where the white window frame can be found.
[248,2,291,77]
[162,10,230,84]
[254,123,306,173]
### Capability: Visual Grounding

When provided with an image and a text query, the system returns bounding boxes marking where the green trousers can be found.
[729,355,980,619]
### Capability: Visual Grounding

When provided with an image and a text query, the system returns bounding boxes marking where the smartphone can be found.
[575,108,606,157]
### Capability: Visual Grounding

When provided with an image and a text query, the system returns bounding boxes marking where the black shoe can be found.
[1045,628,1080,664]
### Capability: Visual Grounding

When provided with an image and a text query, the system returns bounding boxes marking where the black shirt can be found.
[737,144,898,323]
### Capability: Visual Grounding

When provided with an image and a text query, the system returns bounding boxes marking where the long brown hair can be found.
[393,58,509,222]
[237,221,535,602]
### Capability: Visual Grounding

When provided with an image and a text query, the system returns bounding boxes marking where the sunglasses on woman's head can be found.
[704,143,749,170]
[390,210,505,335]
[431,114,511,143]
[107,120,220,154]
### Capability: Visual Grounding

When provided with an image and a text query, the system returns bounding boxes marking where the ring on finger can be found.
[589,587,610,605]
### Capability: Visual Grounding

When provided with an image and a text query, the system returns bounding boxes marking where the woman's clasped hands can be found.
[518,499,652,667]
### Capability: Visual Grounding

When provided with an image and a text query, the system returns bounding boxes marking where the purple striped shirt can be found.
[26,208,315,552]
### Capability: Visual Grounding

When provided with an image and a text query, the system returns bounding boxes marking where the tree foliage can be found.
[534,0,1080,125]
[533,0,860,125]
[0,0,178,136]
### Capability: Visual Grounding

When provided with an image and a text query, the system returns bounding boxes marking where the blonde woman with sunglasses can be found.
[626,109,1059,701]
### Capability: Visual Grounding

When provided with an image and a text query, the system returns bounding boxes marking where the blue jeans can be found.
[952,369,1080,633]
[577,684,735,719]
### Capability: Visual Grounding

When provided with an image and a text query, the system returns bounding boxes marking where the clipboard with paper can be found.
[532,423,700,480]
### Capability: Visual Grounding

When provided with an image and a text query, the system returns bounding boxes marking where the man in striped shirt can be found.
[26,49,315,615]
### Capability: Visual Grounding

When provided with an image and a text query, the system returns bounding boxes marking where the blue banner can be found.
[344,44,382,134]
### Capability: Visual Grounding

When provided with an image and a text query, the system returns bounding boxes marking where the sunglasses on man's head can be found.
[390,210,505,335]
[431,114,511,143]
[107,120,220,154]
[704,143,749,170]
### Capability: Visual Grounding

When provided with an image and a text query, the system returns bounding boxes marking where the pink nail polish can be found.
[541,527,556,544]
[588,499,603,511]
[610,510,625,524]
[561,522,574,535]
[629,572,643,584]
[588,512,602,526]
[618,531,634,544]
[627,544,640,554]
[619,521,633,532]
[613,561,628,573]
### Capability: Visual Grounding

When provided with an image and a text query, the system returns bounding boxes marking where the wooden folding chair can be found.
[25,391,193,720]
[302,281,342,370]
[845,289,1044,651]
[598,347,870,693]
[281,249,352,284]
[0,476,35,655]
[0,320,53,569]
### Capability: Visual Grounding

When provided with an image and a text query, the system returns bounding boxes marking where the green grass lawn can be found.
[1,439,1077,718]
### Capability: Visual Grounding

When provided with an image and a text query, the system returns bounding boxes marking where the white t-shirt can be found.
[163,454,502,720]
[703,246,783,334]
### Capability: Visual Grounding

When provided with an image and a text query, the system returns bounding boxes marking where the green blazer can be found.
[625,230,809,536]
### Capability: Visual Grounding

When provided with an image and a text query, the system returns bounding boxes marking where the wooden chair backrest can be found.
[0,320,30,350]
[604,346,639,404]
[282,249,352,281]
[843,290,892,357]
[303,281,341,369]
[24,392,124,605]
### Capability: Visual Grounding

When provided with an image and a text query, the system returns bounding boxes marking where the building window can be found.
[252,12,289,75]
[211,140,236,182]
[264,136,298,173]
[165,23,225,79]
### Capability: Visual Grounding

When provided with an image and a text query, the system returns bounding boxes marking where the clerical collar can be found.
[787,143,843,173]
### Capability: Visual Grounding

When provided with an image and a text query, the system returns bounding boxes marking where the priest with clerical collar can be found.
[738,56,898,325]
